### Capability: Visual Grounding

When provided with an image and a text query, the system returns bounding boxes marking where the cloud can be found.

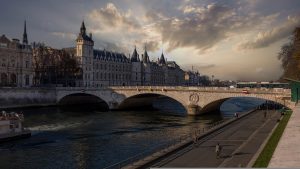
[86,3,162,55]
[51,32,76,40]
[148,3,277,53]
[145,41,160,52]
[95,40,129,53]
[88,3,141,33]
[237,15,300,50]
[86,2,282,55]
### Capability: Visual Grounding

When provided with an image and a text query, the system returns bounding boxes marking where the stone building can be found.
[0,21,33,87]
[75,21,185,87]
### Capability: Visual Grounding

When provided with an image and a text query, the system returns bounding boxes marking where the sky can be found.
[1,0,300,81]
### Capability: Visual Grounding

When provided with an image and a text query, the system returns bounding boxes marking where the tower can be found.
[142,45,151,85]
[76,21,94,87]
[23,20,28,44]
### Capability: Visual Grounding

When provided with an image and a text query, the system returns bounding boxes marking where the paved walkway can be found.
[148,110,280,168]
[269,104,300,168]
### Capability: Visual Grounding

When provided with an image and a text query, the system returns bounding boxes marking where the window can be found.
[25,61,29,68]
[25,75,29,86]
[0,43,7,48]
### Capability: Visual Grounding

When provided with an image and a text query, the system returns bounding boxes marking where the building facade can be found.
[0,21,33,87]
[75,22,185,87]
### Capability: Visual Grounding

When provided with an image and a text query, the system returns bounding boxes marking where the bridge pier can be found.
[187,104,201,115]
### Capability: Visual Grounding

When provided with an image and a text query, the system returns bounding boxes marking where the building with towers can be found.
[0,21,33,87]
[74,21,184,87]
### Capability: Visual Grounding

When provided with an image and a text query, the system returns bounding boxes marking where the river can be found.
[0,97,265,169]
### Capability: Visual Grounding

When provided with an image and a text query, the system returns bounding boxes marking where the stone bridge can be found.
[56,86,292,115]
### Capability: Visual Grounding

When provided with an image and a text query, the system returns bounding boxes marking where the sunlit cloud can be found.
[237,15,300,50]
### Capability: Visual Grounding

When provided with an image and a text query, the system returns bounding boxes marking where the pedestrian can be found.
[234,112,238,118]
[264,111,267,118]
[193,131,198,146]
[215,143,222,158]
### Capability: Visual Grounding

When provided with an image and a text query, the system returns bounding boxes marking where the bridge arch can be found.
[201,95,291,115]
[58,93,109,111]
[117,93,188,114]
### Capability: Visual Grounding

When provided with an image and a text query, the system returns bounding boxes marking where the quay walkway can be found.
[269,104,300,167]
[126,109,281,168]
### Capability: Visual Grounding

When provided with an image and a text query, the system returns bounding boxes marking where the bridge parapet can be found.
[109,86,291,95]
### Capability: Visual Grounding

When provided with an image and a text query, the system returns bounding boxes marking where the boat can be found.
[0,111,31,142]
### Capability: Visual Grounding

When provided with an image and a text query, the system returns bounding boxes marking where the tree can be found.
[278,27,300,81]
[32,44,80,86]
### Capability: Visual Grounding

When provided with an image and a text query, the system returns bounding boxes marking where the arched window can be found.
[10,74,17,86]
[1,73,8,86]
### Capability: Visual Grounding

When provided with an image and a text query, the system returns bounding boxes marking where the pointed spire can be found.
[131,45,139,62]
[142,44,150,63]
[159,51,166,65]
[23,20,28,44]
[80,21,86,35]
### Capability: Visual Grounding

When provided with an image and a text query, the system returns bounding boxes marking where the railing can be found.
[103,119,228,169]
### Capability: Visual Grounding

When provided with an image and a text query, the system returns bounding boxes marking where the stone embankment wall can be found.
[0,88,56,109]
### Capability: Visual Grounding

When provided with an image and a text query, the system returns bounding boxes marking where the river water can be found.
[0,97,265,169]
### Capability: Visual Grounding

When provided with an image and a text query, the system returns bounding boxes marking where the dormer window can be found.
[0,43,7,48]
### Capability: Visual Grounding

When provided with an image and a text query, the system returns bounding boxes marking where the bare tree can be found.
[32,44,80,86]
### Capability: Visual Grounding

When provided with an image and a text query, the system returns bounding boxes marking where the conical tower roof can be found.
[142,45,150,63]
[131,46,139,62]
[159,52,166,65]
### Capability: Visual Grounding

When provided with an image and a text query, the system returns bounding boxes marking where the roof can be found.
[0,34,11,44]
[131,47,140,62]
[76,21,94,42]
[94,49,130,62]
[77,33,93,42]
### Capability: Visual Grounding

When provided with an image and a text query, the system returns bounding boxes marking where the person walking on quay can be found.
[234,112,239,118]
[215,143,222,159]
[193,130,198,147]
[264,111,267,119]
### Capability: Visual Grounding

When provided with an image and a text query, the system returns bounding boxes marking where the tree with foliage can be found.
[278,27,300,81]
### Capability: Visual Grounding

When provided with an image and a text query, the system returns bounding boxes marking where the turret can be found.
[142,45,150,63]
[80,21,86,35]
[131,46,139,62]
[159,51,166,65]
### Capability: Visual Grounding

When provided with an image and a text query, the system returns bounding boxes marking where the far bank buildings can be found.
[0,21,185,87]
